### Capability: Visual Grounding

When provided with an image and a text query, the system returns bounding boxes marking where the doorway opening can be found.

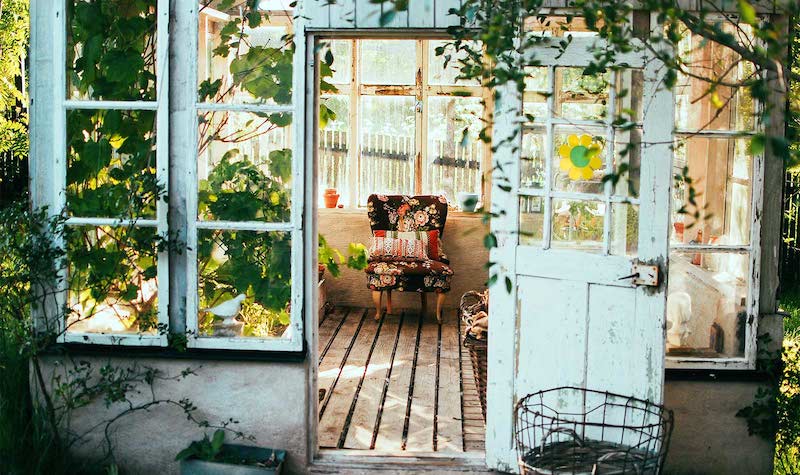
[312,36,489,457]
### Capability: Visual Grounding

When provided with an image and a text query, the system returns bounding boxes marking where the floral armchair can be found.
[365,194,453,322]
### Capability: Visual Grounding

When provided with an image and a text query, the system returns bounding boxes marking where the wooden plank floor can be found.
[318,306,486,453]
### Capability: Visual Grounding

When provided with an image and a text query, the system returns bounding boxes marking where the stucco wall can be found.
[39,355,309,475]
[663,380,774,475]
[39,358,774,475]
[319,209,490,311]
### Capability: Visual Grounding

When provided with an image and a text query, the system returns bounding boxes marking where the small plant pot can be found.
[323,189,340,208]
[180,445,286,475]
[457,192,479,212]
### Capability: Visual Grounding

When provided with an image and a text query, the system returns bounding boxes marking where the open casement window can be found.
[188,3,305,351]
[666,23,763,369]
[317,39,490,209]
[58,0,170,346]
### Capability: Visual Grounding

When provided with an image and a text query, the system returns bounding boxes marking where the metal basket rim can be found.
[514,386,674,431]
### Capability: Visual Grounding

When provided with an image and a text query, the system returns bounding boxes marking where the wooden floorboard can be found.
[319,306,485,454]
[405,314,439,452]
[318,308,366,419]
[319,310,380,448]
[373,312,420,452]
[342,312,401,450]
[436,311,463,452]
[318,307,348,363]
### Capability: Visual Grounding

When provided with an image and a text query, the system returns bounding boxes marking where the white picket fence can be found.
[318,129,482,206]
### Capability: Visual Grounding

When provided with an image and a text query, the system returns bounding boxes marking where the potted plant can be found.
[323,188,340,208]
[177,430,286,475]
[318,235,369,280]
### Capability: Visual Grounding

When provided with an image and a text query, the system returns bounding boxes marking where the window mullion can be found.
[415,39,425,195]
[349,39,359,207]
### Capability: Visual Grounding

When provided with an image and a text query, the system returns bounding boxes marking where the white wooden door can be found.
[485,37,673,471]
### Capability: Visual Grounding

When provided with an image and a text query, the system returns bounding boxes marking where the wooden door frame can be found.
[304,30,491,470]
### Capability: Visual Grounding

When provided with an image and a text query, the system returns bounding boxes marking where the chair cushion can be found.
[369,235,429,260]
[366,259,453,293]
[367,259,453,276]
[373,229,440,259]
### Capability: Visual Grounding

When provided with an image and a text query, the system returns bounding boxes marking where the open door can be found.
[485,36,673,471]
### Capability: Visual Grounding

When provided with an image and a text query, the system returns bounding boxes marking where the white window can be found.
[666,23,763,369]
[187,3,304,351]
[317,39,489,209]
[31,0,305,352]
[58,0,169,346]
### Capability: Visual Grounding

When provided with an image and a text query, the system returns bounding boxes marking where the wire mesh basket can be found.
[515,387,674,475]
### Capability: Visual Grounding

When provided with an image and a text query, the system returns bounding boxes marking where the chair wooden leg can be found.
[372,290,382,321]
[420,292,427,317]
[435,293,446,324]
[385,289,393,314]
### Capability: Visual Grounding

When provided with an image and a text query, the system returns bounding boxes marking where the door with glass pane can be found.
[486,39,672,471]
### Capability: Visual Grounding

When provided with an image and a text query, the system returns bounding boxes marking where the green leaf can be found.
[738,0,757,25]
[268,149,292,182]
[505,276,512,293]
[211,429,225,454]
[379,10,396,26]
[749,134,766,156]
[175,446,196,461]
[483,233,497,249]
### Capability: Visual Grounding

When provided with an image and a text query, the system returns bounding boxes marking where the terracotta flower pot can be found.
[323,188,340,208]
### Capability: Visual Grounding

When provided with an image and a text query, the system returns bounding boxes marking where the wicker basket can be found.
[463,333,488,420]
[460,290,488,421]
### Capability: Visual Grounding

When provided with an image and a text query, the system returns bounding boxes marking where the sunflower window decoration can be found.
[558,134,604,181]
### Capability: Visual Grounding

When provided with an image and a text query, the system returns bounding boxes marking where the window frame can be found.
[665,22,765,371]
[185,3,306,352]
[44,0,171,347]
[318,37,493,209]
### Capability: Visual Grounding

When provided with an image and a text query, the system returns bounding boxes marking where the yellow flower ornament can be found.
[559,134,603,181]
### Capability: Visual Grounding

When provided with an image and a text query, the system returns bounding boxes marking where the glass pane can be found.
[360,40,416,85]
[675,25,756,131]
[66,0,157,101]
[610,202,638,257]
[524,15,600,36]
[523,67,548,121]
[551,199,605,252]
[553,128,606,194]
[66,109,158,219]
[424,97,484,204]
[325,40,353,85]
[519,196,544,246]
[318,95,350,208]
[197,230,291,339]
[667,250,749,358]
[198,3,293,105]
[671,137,752,246]
[556,67,610,121]
[198,111,292,222]
[521,129,546,189]
[613,127,641,198]
[359,96,416,204]
[428,40,480,86]
[616,69,644,124]
[66,225,160,335]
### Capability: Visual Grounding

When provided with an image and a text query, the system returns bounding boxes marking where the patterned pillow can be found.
[374,230,440,260]
[369,234,429,260]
